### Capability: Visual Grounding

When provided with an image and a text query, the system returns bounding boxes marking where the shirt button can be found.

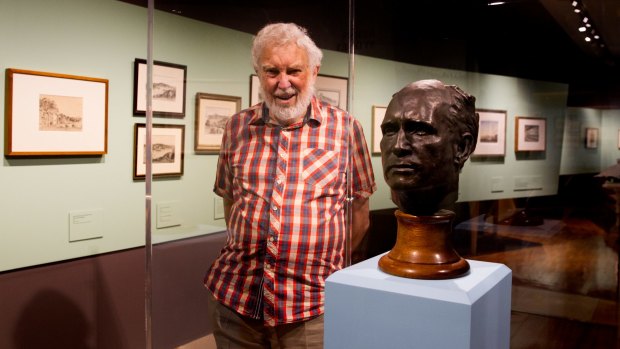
[272,205,278,212]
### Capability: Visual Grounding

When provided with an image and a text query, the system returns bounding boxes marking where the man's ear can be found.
[454,132,475,169]
[313,65,320,78]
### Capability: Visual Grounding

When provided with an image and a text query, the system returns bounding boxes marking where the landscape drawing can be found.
[39,94,83,131]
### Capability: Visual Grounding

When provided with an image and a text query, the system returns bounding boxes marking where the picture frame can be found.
[472,109,506,157]
[515,117,546,152]
[249,73,349,110]
[133,123,185,179]
[195,92,241,154]
[371,105,387,155]
[585,127,599,149]
[5,68,108,156]
[133,58,187,118]
[617,129,620,149]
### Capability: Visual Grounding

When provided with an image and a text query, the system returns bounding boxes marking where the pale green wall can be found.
[0,0,593,271]
[560,108,602,174]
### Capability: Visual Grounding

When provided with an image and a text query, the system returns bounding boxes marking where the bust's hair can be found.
[252,23,323,72]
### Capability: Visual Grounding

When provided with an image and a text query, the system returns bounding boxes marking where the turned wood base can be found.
[378,209,470,279]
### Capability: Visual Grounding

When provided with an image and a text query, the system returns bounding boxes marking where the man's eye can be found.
[265,69,279,77]
[287,69,302,76]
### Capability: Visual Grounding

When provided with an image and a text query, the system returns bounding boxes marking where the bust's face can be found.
[380,85,460,199]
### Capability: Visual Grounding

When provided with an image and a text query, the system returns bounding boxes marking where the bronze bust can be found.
[378,79,479,279]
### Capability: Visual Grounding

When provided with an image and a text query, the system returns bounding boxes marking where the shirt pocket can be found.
[302,148,340,188]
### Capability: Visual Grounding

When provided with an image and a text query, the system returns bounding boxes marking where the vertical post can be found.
[145,1,154,348]
[345,0,356,267]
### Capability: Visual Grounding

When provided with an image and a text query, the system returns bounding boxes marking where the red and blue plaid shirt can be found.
[205,96,376,326]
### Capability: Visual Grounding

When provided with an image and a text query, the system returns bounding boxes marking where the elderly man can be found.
[204,23,376,348]
[378,79,478,279]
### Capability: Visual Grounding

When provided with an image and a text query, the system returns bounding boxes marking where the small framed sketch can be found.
[133,58,187,118]
[315,74,348,110]
[585,128,599,149]
[472,109,506,157]
[5,68,108,156]
[249,74,349,110]
[249,74,262,106]
[195,93,241,153]
[515,117,546,152]
[371,105,387,155]
[133,123,185,179]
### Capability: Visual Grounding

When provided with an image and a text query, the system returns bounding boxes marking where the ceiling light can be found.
[488,1,505,5]
[574,8,581,13]
[572,1,578,6]
[578,26,586,32]
[583,17,588,23]
[594,35,600,40]
[586,23,591,28]
[585,37,591,42]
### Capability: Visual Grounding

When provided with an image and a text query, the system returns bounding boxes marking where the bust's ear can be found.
[454,132,475,170]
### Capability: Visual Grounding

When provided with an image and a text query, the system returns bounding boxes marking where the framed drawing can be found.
[195,93,241,153]
[5,68,108,156]
[617,129,620,149]
[249,73,349,110]
[585,128,599,149]
[133,58,187,118]
[472,109,506,157]
[515,117,546,152]
[371,105,387,155]
[133,123,185,179]
[249,74,262,106]
[315,74,348,110]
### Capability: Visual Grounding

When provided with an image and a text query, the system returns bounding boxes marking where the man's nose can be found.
[277,74,292,89]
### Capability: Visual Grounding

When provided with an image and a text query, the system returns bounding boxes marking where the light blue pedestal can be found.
[325,254,511,349]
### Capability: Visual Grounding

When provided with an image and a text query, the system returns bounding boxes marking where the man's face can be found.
[258,43,318,122]
[380,87,459,195]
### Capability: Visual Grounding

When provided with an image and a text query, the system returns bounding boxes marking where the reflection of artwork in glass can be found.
[144,135,175,164]
[316,89,340,107]
[585,128,599,149]
[39,94,83,131]
[524,125,540,142]
[479,120,498,143]
[203,106,229,135]
[152,82,176,101]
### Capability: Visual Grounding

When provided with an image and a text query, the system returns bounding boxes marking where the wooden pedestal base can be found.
[378,209,470,279]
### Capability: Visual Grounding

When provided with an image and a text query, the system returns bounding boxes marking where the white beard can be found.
[263,84,315,125]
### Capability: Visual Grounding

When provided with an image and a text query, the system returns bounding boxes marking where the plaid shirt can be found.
[205,96,376,326]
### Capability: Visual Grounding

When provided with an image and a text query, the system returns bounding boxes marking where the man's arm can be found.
[223,197,233,227]
[350,196,370,251]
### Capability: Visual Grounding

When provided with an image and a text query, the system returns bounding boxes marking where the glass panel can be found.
[146,2,354,348]
[0,0,150,347]
[354,0,619,347]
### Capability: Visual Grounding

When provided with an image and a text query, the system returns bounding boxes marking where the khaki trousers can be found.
[207,291,324,349]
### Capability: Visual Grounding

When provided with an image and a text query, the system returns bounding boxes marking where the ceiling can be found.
[120,0,620,108]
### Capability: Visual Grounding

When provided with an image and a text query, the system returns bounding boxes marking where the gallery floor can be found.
[455,208,620,348]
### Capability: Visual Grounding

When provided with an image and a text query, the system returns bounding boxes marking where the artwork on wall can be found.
[515,117,546,152]
[371,105,387,155]
[133,123,185,179]
[133,58,187,118]
[249,74,349,110]
[472,109,506,157]
[585,128,599,149]
[195,93,241,154]
[5,68,108,156]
